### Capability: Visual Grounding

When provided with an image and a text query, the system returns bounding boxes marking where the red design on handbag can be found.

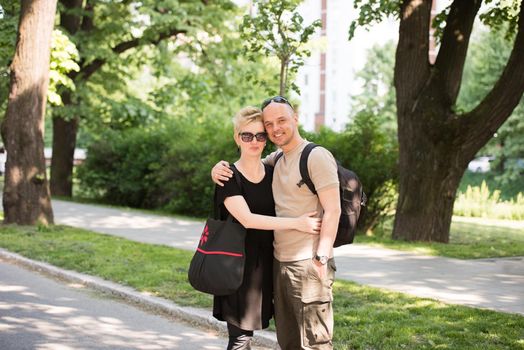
[199,224,209,246]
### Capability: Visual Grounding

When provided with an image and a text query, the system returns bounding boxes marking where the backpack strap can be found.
[298,143,320,195]
[273,151,284,165]
[273,143,319,195]
[230,164,243,192]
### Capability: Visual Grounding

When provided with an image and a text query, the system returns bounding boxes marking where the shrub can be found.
[76,127,170,208]
[77,118,257,216]
[77,112,398,225]
[454,181,524,220]
[155,118,239,217]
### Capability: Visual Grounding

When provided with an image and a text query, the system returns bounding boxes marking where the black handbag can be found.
[188,166,246,296]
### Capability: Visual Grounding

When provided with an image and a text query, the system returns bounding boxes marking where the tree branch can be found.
[77,27,186,81]
[394,0,432,117]
[462,0,524,155]
[434,0,481,106]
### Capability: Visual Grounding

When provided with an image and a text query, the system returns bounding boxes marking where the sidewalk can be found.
[52,199,524,315]
[0,249,277,349]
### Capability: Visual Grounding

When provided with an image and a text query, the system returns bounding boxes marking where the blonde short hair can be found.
[232,106,263,133]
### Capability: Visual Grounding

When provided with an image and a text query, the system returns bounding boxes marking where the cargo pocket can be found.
[301,259,335,347]
[302,300,333,346]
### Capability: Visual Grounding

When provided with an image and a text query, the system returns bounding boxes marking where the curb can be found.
[0,248,279,349]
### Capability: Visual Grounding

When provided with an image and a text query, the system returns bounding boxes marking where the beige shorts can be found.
[273,258,336,350]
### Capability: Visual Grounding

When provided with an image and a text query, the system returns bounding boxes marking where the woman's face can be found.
[235,120,267,157]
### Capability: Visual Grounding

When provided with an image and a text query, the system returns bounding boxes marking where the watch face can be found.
[316,255,328,265]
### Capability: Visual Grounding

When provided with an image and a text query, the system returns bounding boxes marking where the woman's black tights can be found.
[227,323,253,350]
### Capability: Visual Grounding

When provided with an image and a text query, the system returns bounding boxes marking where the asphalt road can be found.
[0,258,270,350]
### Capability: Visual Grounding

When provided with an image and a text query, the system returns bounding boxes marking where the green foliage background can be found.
[77,110,398,228]
[0,1,19,116]
[1,0,522,227]
[457,26,524,185]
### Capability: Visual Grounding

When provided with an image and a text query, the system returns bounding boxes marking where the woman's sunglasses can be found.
[261,96,294,111]
[239,132,268,143]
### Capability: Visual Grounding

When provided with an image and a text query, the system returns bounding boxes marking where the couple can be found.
[211,96,340,350]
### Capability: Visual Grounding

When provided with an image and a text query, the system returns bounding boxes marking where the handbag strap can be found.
[213,164,243,221]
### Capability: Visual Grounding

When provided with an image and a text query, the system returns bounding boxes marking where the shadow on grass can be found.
[333,282,523,350]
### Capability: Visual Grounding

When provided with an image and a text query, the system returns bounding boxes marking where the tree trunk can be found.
[392,112,466,242]
[279,59,286,96]
[50,112,78,197]
[1,0,57,225]
[392,0,524,242]
[49,0,84,198]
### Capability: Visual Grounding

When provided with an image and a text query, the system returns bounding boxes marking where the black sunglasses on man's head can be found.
[261,96,294,111]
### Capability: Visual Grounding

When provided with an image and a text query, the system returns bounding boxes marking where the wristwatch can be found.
[314,254,329,265]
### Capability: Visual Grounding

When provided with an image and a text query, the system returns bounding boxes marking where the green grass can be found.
[454,181,524,220]
[0,225,210,307]
[358,217,524,259]
[459,171,524,201]
[0,225,522,349]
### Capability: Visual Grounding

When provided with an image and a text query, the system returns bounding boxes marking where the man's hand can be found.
[312,259,328,280]
[211,160,233,186]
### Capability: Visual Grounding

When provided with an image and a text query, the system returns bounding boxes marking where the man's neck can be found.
[281,136,305,154]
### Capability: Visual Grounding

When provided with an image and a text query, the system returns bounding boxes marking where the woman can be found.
[213,106,321,350]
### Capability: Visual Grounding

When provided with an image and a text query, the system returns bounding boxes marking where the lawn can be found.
[0,224,522,350]
[358,216,524,259]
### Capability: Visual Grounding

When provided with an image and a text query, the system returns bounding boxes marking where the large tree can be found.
[351,0,524,242]
[1,0,57,224]
[51,0,234,197]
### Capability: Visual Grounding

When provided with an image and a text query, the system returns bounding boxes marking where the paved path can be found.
[0,258,273,350]
[53,200,524,315]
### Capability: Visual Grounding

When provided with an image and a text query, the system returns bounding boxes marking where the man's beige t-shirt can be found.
[267,141,339,262]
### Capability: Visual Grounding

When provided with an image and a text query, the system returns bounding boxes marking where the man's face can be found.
[262,102,298,148]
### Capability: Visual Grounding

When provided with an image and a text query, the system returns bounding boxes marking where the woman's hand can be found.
[296,211,322,234]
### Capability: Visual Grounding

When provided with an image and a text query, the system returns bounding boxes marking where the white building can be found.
[295,0,451,131]
[236,0,447,131]
[294,0,398,131]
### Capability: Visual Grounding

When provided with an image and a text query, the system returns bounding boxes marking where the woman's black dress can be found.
[213,164,275,330]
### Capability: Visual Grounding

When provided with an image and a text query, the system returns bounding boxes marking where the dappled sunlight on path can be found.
[53,200,203,251]
[334,244,524,315]
[0,259,237,349]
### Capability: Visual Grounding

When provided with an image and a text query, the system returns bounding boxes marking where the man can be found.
[212,96,340,349]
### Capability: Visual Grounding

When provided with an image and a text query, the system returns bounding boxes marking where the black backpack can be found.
[275,143,366,247]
